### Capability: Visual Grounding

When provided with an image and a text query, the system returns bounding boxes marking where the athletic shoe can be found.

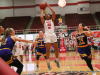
[47,63,52,70]
[92,72,96,75]
[36,67,39,71]
[54,60,60,68]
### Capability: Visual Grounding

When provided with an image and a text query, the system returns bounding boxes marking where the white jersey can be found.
[16,42,24,51]
[44,20,54,33]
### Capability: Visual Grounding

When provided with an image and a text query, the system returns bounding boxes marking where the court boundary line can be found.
[94,67,100,71]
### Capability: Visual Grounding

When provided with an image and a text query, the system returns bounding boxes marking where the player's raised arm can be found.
[84,26,94,37]
[46,2,55,22]
[40,9,45,25]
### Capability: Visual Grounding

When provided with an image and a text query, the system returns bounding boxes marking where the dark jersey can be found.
[0,36,15,51]
[76,31,88,47]
[37,37,45,48]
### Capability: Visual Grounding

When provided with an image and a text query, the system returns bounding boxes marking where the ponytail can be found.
[1,28,12,45]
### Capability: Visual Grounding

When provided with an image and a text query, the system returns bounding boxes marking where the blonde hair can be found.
[1,28,12,45]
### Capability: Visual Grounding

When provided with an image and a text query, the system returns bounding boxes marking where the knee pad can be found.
[36,55,40,60]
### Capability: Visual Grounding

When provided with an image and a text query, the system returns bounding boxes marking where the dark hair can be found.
[45,13,51,19]
[79,23,86,30]
[79,23,85,27]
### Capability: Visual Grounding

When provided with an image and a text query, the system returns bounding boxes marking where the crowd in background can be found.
[65,36,100,51]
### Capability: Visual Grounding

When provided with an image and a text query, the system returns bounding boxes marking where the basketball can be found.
[39,2,46,10]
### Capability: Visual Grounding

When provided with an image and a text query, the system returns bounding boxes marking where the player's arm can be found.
[12,36,38,44]
[46,2,55,22]
[0,38,2,42]
[40,9,45,25]
[84,26,94,37]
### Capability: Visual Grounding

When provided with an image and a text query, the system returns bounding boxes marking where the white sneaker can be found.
[36,67,39,71]
[92,72,96,75]
[47,63,52,70]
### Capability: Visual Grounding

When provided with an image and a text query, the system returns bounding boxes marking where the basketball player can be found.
[0,28,38,75]
[33,31,46,71]
[0,26,4,36]
[40,2,60,70]
[15,37,24,62]
[76,23,96,75]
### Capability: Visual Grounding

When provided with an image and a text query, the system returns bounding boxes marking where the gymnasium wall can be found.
[90,0,100,13]
[0,0,100,18]
[13,0,35,17]
[0,0,13,19]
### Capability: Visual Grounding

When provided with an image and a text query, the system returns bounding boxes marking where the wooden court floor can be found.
[13,50,100,75]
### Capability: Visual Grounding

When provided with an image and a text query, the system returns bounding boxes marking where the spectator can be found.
[66,41,69,51]
[97,41,100,50]
[31,44,34,54]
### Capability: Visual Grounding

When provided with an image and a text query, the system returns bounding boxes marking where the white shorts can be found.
[15,50,23,56]
[44,32,57,43]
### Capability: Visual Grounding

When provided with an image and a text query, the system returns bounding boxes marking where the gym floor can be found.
[13,50,100,75]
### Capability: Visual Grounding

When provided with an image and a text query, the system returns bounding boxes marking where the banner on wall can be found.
[26,34,33,40]
[80,7,89,11]
[59,39,66,52]
[43,10,46,13]
[17,35,25,39]
[37,10,46,14]
[93,31,100,38]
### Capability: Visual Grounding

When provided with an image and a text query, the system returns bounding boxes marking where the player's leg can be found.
[43,48,47,60]
[51,33,60,68]
[45,43,51,70]
[19,50,24,62]
[36,48,41,71]
[19,55,23,62]
[52,42,60,68]
[10,59,23,75]
[83,57,96,75]
[15,50,18,58]
[78,47,95,75]
[36,55,40,71]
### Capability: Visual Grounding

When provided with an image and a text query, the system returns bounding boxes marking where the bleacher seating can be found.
[96,12,100,21]
[0,16,31,30]
[30,14,60,30]
[65,13,96,27]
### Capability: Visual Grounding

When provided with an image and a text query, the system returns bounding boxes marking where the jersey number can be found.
[39,40,44,46]
[3,38,8,45]
[79,38,85,45]
[47,22,51,29]
[19,45,21,48]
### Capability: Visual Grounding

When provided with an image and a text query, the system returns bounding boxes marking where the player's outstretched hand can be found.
[45,1,49,7]
[33,41,39,45]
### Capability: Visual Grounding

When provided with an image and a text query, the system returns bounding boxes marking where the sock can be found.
[47,59,50,64]
[37,65,39,67]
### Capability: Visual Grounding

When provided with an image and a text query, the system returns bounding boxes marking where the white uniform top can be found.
[16,42,24,51]
[44,19,54,33]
